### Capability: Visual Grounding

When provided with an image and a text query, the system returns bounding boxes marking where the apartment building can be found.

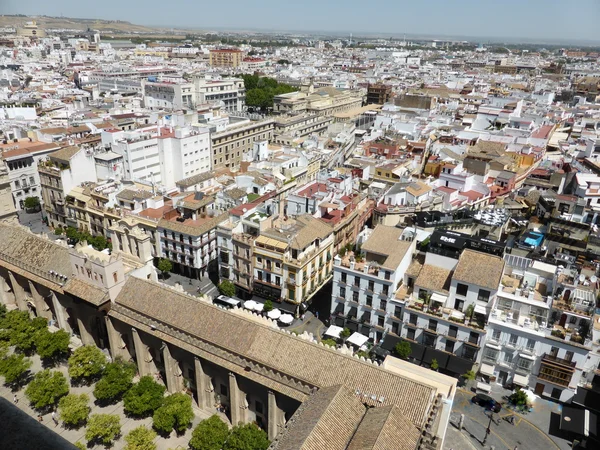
[194,77,245,112]
[254,215,334,306]
[331,225,416,343]
[211,119,275,170]
[103,126,211,189]
[0,158,17,224]
[388,243,505,377]
[1,140,61,210]
[144,80,194,110]
[481,254,600,402]
[209,49,244,68]
[39,146,98,228]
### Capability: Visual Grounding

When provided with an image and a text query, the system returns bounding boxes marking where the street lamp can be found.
[482,411,494,446]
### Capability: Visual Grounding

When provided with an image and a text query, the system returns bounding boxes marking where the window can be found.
[448,325,458,338]
[275,276,281,286]
[492,329,501,341]
[377,315,385,327]
[463,346,477,361]
[424,333,436,348]
[113,272,118,283]
[407,328,415,340]
[445,340,455,353]
[503,352,513,364]
[380,299,387,311]
[366,295,373,307]
[565,351,574,362]
[508,334,518,346]
[339,287,346,298]
[354,276,360,287]
[341,272,347,284]
[392,322,400,335]
[257,257,262,264]
[368,280,375,291]
[483,347,499,363]
[382,285,389,296]
[477,289,490,302]
[517,357,532,372]
[526,339,535,351]
[220,384,228,397]
[352,291,359,303]
[428,319,437,332]
[456,283,468,296]
[255,400,263,415]
[384,271,391,280]
[569,315,577,324]
[394,305,402,317]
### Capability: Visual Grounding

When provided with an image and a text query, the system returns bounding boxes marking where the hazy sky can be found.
[3,0,600,42]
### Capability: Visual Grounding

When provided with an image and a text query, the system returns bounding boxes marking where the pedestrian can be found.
[38,414,43,422]
[315,311,319,319]
[13,394,18,404]
[52,411,58,426]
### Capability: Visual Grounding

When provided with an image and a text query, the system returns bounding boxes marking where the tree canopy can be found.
[240,74,297,111]
[189,415,229,450]
[93,359,136,404]
[64,226,111,251]
[58,393,90,427]
[24,196,40,209]
[1,311,47,353]
[85,414,121,446]
[157,258,172,277]
[217,280,235,297]
[124,426,157,450]
[124,375,166,417]
[394,341,412,360]
[152,393,194,434]
[223,423,270,450]
[25,369,69,410]
[68,345,107,381]
[35,329,70,362]
[0,352,32,385]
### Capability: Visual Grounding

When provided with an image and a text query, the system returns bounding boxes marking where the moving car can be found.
[472,393,502,412]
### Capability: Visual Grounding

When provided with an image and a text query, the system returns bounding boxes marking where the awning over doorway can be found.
[479,363,495,377]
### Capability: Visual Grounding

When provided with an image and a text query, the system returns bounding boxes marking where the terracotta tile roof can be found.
[270,385,365,450]
[111,278,437,426]
[0,224,71,278]
[453,249,505,290]
[290,215,334,250]
[62,278,109,306]
[175,171,214,188]
[361,225,412,270]
[346,404,421,450]
[116,189,154,201]
[49,146,81,163]
[415,264,452,294]
[158,212,229,237]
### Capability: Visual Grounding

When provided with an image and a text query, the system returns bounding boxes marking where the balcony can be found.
[538,353,576,387]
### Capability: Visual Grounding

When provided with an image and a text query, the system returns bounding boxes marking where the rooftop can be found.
[453,249,505,290]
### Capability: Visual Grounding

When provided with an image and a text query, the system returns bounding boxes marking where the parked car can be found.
[472,393,502,413]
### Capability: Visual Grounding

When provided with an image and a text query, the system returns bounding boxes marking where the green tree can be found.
[74,442,86,450]
[35,329,70,362]
[0,352,32,385]
[462,370,476,381]
[152,393,194,434]
[68,345,107,382]
[223,423,270,450]
[465,304,475,324]
[93,358,136,404]
[394,341,412,360]
[157,258,172,279]
[321,338,337,347]
[263,300,273,313]
[189,415,229,450]
[340,327,351,340]
[124,376,166,417]
[25,369,69,410]
[24,196,40,210]
[58,393,90,427]
[1,311,46,353]
[217,280,235,297]
[85,414,121,447]
[509,388,529,407]
[430,359,439,371]
[124,426,157,450]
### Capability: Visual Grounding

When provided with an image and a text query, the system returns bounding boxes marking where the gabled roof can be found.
[453,249,505,290]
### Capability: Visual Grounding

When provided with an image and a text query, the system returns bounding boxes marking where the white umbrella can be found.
[244,300,257,310]
[267,309,281,320]
[279,314,294,325]
[522,389,537,404]
[324,325,343,339]
[254,303,264,312]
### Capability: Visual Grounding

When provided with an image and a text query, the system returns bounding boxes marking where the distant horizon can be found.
[3,0,600,46]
